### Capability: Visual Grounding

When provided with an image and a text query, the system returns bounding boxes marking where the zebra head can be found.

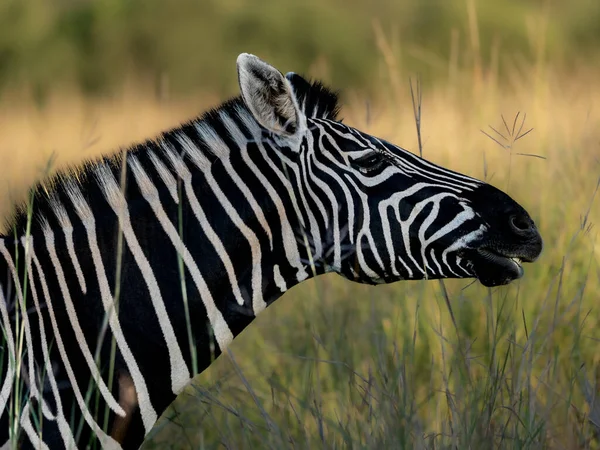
[237,53,542,288]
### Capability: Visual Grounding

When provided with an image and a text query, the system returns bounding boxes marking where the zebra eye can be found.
[353,152,385,174]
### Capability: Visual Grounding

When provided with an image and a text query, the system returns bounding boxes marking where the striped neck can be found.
[0,84,340,448]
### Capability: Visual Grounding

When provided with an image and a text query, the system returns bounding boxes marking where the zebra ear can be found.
[237,53,304,137]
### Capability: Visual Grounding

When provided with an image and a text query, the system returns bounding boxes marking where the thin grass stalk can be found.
[11,189,35,445]
[177,175,198,375]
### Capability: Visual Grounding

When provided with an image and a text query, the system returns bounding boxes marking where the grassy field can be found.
[1,7,600,450]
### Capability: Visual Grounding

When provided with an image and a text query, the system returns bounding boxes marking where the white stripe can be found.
[162,151,237,350]
[351,165,400,188]
[304,134,341,268]
[130,153,234,350]
[397,255,413,278]
[442,224,486,276]
[64,179,158,432]
[148,150,180,203]
[40,220,125,415]
[429,248,444,275]
[23,239,83,449]
[0,245,16,417]
[0,239,51,418]
[416,196,445,274]
[320,120,478,190]
[161,144,245,308]
[275,150,324,261]
[377,184,452,277]
[176,133,268,315]
[344,177,385,279]
[439,251,461,277]
[94,162,190,395]
[455,256,471,276]
[196,122,274,249]
[49,194,87,294]
[378,202,401,278]
[230,108,308,282]
[423,203,475,247]
[26,240,121,449]
[366,133,480,188]
[318,131,356,243]
[20,401,50,450]
[299,147,330,227]
[273,264,287,292]
[391,148,481,188]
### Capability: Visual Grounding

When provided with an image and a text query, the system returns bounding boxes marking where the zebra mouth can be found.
[471,248,526,287]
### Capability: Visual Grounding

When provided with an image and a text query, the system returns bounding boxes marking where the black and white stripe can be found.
[0,53,542,449]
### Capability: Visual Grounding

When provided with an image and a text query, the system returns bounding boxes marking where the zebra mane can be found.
[285,73,341,121]
[2,76,341,236]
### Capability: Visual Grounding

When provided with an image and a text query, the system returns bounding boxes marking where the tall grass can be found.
[1,15,599,450]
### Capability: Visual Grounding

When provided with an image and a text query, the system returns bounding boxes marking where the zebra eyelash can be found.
[350,151,387,174]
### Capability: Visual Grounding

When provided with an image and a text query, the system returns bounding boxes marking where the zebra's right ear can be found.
[237,53,305,137]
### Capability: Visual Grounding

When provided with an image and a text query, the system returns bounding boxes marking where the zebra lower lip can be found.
[475,248,526,282]
[479,249,524,265]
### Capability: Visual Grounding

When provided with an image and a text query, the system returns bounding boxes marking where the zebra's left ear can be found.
[237,53,305,137]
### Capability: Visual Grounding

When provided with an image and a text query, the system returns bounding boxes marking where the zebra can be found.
[0,53,543,449]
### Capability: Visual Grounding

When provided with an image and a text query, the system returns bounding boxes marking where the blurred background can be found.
[1,0,600,98]
[1,0,600,448]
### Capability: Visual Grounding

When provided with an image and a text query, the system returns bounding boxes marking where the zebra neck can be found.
[0,91,345,447]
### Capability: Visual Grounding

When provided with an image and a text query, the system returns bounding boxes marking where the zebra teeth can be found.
[510,257,522,266]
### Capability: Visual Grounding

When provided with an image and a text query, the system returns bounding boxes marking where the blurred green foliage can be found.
[1,0,599,99]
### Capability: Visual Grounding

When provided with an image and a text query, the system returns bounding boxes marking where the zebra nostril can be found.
[509,214,532,234]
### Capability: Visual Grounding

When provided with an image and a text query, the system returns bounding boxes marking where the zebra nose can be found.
[509,214,535,236]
